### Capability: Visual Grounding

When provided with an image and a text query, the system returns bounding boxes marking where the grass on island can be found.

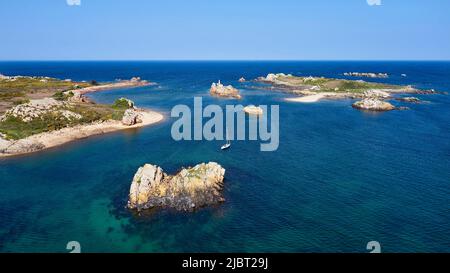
[269,75,404,93]
[0,101,129,140]
[0,77,91,96]
[0,77,93,114]
[0,77,132,141]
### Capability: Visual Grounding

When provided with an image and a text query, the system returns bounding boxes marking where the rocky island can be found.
[243,105,264,115]
[256,73,437,111]
[0,75,163,158]
[344,72,389,78]
[210,81,241,99]
[76,77,153,95]
[128,162,226,212]
[352,99,396,111]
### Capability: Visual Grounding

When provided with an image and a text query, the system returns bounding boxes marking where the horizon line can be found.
[1,59,450,62]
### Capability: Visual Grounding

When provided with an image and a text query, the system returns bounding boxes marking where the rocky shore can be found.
[77,77,153,95]
[256,73,441,111]
[210,81,242,99]
[397,97,421,103]
[344,72,389,78]
[128,162,226,211]
[0,79,164,158]
[352,99,396,111]
[243,105,264,115]
[0,109,163,158]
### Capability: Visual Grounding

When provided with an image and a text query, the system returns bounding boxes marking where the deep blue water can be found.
[0,61,449,253]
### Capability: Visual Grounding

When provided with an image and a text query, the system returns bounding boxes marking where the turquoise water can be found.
[0,61,449,253]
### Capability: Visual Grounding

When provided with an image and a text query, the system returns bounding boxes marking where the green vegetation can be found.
[0,77,90,96]
[270,75,405,93]
[12,98,31,106]
[326,80,396,93]
[0,91,26,100]
[186,166,207,179]
[0,76,133,141]
[0,102,127,140]
[0,76,92,114]
[112,98,132,110]
[53,91,75,101]
[0,113,77,140]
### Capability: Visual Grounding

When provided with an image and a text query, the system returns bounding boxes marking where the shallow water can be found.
[0,61,449,252]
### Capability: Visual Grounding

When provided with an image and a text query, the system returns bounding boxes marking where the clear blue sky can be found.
[1,0,450,60]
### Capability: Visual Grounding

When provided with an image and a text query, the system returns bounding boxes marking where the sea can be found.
[0,61,449,253]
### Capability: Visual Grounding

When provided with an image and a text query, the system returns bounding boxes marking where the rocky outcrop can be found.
[243,105,264,115]
[0,136,11,153]
[364,90,391,99]
[260,73,291,83]
[238,77,246,83]
[0,98,66,122]
[59,110,82,120]
[127,162,226,211]
[352,99,396,111]
[77,77,153,95]
[0,97,85,123]
[0,138,45,155]
[121,109,143,126]
[397,97,421,103]
[344,72,389,78]
[210,81,241,99]
[67,91,92,103]
[1,110,164,158]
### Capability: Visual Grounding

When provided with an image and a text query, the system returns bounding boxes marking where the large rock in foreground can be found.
[210,81,241,99]
[128,162,226,211]
[352,99,396,111]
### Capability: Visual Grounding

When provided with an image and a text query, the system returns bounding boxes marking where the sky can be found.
[0,0,450,60]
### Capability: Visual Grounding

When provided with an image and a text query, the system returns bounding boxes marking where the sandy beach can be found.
[285,94,327,103]
[77,79,154,95]
[0,110,164,158]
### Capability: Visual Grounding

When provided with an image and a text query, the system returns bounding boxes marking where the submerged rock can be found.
[397,97,421,103]
[127,162,226,211]
[352,99,396,111]
[210,81,241,99]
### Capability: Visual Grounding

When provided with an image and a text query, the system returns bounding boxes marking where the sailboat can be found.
[221,128,231,150]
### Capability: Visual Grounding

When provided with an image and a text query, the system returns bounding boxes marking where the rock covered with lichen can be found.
[352,98,396,111]
[210,81,241,99]
[0,98,71,122]
[127,162,226,211]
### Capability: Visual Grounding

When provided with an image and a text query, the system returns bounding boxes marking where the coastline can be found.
[285,94,327,103]
[0,110,164,158]
[77,79,154,95]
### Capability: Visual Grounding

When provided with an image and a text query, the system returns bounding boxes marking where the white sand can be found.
[285,94,327,103]
[78,81,153,95]
[0,110,163,158]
